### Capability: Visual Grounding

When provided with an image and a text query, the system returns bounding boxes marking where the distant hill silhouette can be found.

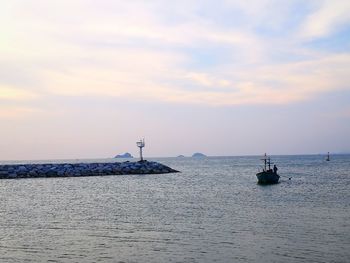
[192,152,207,158]
[114,152,133,158]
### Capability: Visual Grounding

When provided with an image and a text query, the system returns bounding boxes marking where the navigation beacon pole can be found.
[136,139,145,162]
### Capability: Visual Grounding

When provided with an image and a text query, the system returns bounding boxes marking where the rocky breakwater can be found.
[0,161,179,179]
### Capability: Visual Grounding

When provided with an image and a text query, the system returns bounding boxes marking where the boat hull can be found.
[256,170,280,184]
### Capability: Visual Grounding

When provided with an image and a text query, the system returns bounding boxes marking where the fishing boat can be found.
[256,153,280,184]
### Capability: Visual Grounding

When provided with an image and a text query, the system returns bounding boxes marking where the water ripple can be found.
[1,155,350,262]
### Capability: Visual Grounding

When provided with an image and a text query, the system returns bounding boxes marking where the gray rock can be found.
[28,170,38,177]
[0,160,179,179]
[8,173,17,178]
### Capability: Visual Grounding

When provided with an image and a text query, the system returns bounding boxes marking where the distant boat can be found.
[256,153,280,184]
[326,152,330,161]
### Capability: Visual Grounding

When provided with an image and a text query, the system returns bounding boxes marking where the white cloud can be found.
[0,0,349,110]
[0,86,39,100]
[299,0,350,39]
[174,53,350,105]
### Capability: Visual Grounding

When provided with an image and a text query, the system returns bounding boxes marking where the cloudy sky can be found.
[1,0,350,160]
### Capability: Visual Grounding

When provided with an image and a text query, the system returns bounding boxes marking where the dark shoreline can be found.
[0,160,179,179]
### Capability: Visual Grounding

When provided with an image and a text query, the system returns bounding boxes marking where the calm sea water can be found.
[0,155,349,263]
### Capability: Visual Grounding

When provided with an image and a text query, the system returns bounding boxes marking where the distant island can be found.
[177,155,185,158]
[114,152,133,158]
[192,153,207,158]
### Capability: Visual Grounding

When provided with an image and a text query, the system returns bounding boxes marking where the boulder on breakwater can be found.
[0,161,179,179]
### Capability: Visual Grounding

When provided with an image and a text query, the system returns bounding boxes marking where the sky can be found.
[1,0,350,160]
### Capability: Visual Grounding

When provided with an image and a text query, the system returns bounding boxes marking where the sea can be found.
[0,155,349,263]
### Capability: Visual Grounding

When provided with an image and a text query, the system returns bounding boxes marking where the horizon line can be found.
[0,152,348,163]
